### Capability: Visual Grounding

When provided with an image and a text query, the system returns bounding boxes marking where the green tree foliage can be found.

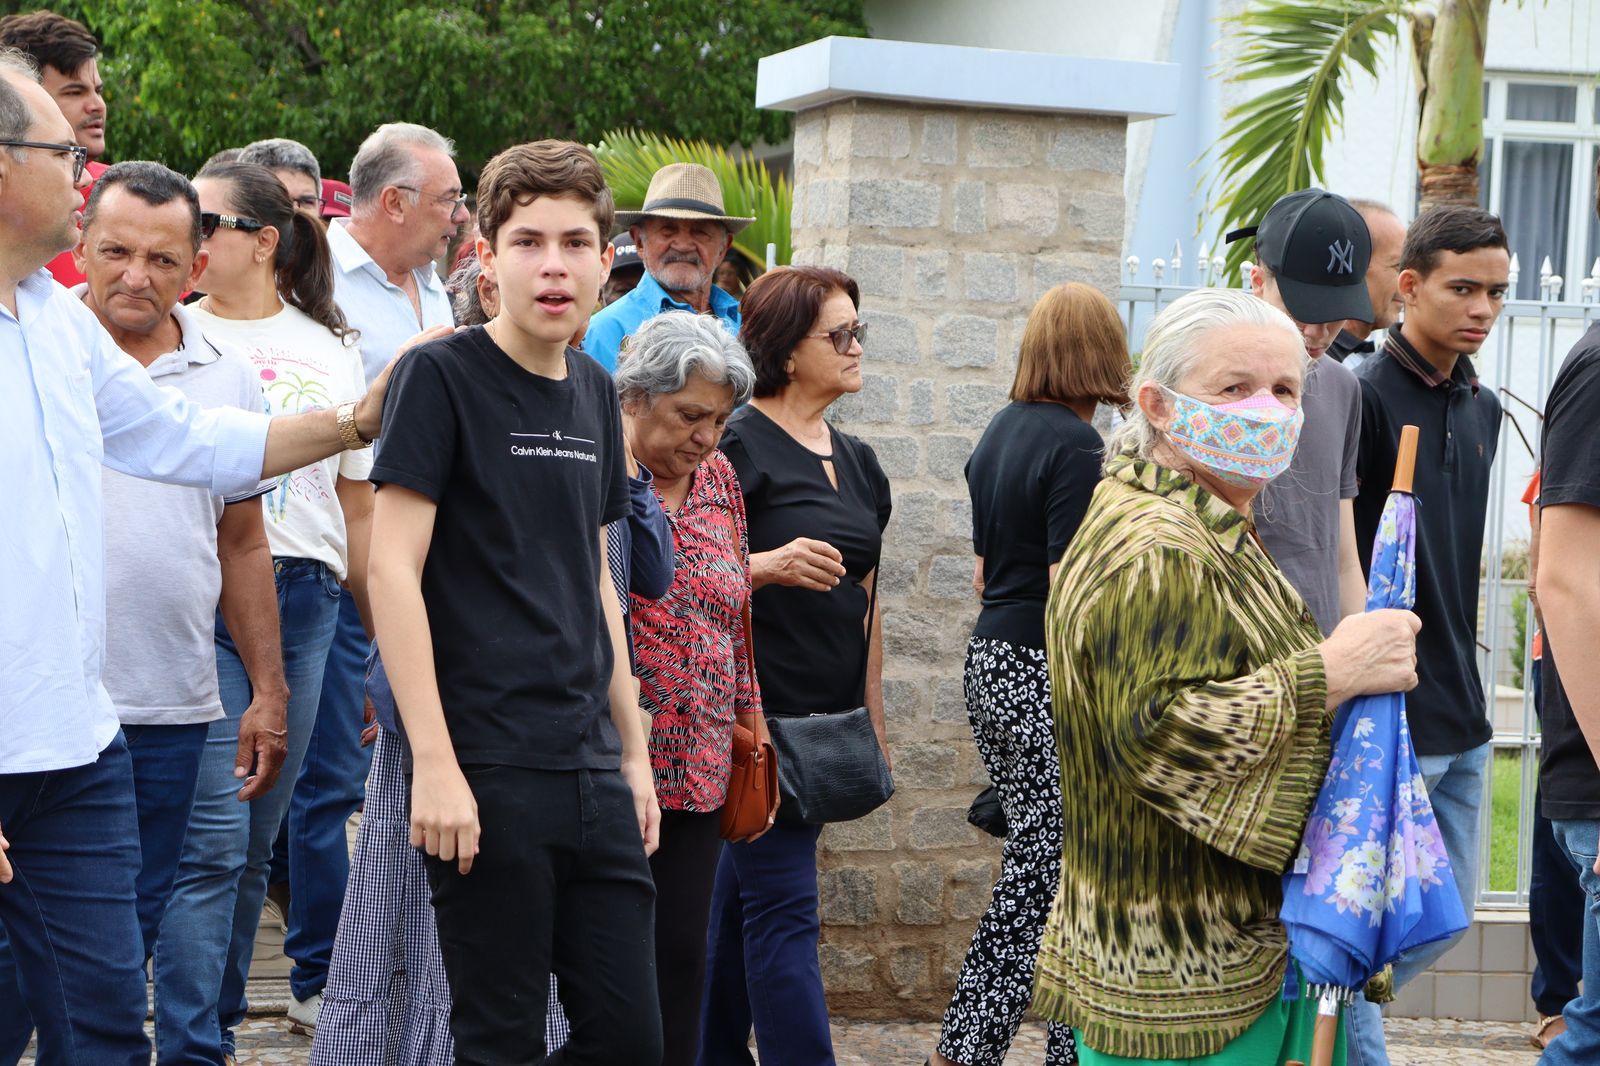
[11,0,865,180]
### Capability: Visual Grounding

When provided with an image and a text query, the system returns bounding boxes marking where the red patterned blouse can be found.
[633,449,762,812]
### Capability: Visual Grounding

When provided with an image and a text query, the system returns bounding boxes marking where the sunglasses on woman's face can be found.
[808,321,868,355]
[199,212,269,240]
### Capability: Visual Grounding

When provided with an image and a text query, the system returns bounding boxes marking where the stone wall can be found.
[787,98,1129,1018]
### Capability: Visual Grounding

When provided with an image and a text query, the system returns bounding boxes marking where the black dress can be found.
[717,405,892,717]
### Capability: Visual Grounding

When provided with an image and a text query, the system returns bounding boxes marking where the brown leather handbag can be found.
[719,600,779,840]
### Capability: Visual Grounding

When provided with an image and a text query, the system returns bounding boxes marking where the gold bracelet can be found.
[336,400,371,450]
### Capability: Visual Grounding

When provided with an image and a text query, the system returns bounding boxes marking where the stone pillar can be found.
[758,37,1178,1018]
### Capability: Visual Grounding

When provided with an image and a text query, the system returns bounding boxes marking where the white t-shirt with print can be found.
[188,301,372,579]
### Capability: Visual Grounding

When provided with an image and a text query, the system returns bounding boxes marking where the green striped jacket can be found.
[1034,450,1332,1059]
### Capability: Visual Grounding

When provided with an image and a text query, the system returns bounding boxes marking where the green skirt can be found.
[1072,975,1348,1065]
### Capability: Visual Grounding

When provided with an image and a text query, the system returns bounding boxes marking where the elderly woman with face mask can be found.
[612,311,765,1066]
[1032,289,1420,1066]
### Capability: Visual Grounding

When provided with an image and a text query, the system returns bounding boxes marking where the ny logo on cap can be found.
[1327,239,1355,275]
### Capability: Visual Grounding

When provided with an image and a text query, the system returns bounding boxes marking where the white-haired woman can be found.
[1031,289,1420,1065]
[615,311,768,1066]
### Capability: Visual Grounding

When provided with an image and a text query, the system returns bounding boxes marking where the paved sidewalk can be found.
[30,1012,1538,1064]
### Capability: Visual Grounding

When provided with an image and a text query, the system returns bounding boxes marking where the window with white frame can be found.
[1479,75,1600,301]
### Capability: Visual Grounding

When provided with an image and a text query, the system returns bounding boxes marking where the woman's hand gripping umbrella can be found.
[1282,425,1470,1066]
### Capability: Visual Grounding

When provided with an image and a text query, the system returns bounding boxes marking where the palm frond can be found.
[1208,0,1408,279]
[592,130,791,268]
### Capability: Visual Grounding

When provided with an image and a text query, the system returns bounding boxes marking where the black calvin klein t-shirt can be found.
[1538,322,1600,820]
[371,327,629,770]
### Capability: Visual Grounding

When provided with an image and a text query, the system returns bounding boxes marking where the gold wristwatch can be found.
[336,400,372,450]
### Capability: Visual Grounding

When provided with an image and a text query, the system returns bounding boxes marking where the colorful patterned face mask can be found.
[1161,387,1304,488]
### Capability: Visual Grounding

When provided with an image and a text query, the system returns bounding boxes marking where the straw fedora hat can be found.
[615,162,755,234]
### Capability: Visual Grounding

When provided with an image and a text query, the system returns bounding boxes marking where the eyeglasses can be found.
[0,139,89,182]
[200,212,269,240]
[395,185,468,211]
[807,321,868,355]
[293,194,326,211]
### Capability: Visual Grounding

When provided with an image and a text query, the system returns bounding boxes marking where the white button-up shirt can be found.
[1,271,270,774]
[326,218,454,385]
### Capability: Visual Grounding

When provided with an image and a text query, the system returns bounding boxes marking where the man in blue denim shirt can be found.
[583,162,750,372]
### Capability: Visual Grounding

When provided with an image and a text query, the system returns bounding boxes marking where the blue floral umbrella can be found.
[1280,426,1469,1065]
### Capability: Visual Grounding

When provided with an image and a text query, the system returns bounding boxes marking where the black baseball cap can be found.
[1227,189,1374,324]
[610,233,642,273]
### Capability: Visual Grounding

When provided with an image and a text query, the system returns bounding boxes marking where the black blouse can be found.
[718,405,892,717]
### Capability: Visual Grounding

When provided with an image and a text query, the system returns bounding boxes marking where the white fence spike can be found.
[1239,261,1254,290]
[1152,258,1167,284]
[1125,255,1140,281]
[1549,275,1564,301]
[1170,240,1183,276]
[1540,255,1554,282]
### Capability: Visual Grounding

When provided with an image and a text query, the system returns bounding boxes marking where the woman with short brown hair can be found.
[928,282,1130,1066]
[701,265,891,1064]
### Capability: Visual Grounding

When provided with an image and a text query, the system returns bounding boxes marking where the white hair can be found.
[615,311,756,408]
[240,137,321,187]
[0,47,40,148]
[348,122,454,209]
[1107,287,1305,465]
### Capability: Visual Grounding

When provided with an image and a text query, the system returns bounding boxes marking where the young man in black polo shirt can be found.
[1527,170,1600,1066]
[1344,206,1510,1065]
[367,140,662,1063]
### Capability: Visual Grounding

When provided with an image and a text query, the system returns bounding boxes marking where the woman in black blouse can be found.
[700,266,891,1066]
[927,283,1130,1066]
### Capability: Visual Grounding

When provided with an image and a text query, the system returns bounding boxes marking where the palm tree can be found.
[1211,0,1492,276]
[592,130,793,270]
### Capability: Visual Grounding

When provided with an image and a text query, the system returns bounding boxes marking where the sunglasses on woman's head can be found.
[199,212,268,240]
[808,321,868,355]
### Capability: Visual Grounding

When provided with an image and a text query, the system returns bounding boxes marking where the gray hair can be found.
[349,122,454,209]
[447,254,488,326]
[615,311,755,408]
[239,137,322,188]
[1106,287,1304,465]
[0,47,40,148]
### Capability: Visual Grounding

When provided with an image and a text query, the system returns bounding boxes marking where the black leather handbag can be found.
[764,580,894,824]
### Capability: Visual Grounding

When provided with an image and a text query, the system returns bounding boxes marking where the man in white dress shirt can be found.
[0,52,405,1064]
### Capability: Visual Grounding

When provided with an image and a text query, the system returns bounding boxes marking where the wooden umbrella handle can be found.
[1392,424,1420,494]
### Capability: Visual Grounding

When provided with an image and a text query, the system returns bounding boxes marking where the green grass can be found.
[1487,749,1527,893]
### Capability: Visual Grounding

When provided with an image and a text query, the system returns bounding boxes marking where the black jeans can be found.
[424,765,661,1065]
[649,808,724,1066]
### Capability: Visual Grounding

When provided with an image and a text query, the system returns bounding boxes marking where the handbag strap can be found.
[856,571,879,702]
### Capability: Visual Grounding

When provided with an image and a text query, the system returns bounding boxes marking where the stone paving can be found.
[27,1013,1541,1064]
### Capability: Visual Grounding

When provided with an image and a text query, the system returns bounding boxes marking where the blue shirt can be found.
[582,272,741,372]
[327,218,455,385]
[1,271,271,773]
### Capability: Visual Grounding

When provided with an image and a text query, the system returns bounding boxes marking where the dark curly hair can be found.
[0,11,97,77]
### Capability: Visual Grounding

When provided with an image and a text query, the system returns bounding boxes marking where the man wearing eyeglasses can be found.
[0,10,108,288]
[240,137,327,221]
[0,53,412,1065]
[583,162,754,373]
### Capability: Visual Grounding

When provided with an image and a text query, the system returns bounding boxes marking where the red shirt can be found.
[45,160,110,288]
[1524,470,1543,661]
[634,450,762,812]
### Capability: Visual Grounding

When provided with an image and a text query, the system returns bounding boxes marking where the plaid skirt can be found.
[309,728,570,1063]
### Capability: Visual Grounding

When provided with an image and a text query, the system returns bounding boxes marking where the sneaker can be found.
[287,991,322,1034]
[263,879,291,934]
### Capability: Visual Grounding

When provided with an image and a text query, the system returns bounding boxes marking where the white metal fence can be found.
[1118,244,1600,910]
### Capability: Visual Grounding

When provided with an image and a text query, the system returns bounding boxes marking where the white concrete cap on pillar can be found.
[756,35,1180,120]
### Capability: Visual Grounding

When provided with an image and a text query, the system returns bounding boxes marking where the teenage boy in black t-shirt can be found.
[1344,206,1510,1064]
[367,141,662,1063]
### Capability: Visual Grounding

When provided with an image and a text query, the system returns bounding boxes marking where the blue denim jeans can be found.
[1539,819,1600,1066]
[1530,660,1585,1017]
[150,558,341,1064]
[699,821,834,1066]
[284,589,373,1002]
[126,722,211,958]
[0,734,150,1066]
[1344,740,1490,1066]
